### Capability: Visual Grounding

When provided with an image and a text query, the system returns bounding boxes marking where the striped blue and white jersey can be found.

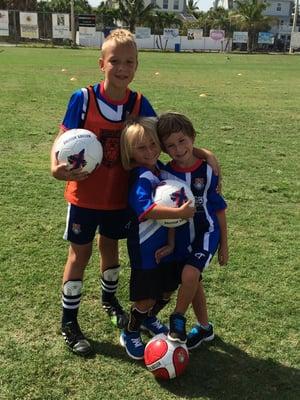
[161,159,227,262]
[127,161,172,270]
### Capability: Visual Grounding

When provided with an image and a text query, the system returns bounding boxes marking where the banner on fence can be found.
[0,10,9,36]
[163,28,179,40]
[135,27,151,39]
[20,12,39,39]
[232,31,248,43]
[210,30,225,41]
[79,26,96,38]
[291,32,300,49]
[52,13,70,39]
[78,15,96,27]
[187,29,203,40]
[258,32,274,44]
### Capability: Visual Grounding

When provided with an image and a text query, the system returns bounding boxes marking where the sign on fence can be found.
[135,27,151,39]
[232,31,248,44]
[20,12,39,39]
[210,30,225,41]
[78,15,96,27]
[0,10,9,36]
[52,14,70,39]
[187,29,203,40]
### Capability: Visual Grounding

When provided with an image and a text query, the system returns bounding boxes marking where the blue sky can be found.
[88,0,215,12]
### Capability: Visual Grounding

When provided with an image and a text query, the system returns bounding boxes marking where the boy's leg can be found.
[61,242,93,356]
[168,265,200,343]
[187,281,214,350]
[99,235,128,328]
[120,300,154,360]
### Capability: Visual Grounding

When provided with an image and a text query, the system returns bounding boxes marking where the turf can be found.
[0,47,299,400]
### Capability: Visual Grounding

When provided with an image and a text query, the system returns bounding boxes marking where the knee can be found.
[181,265,200,286]
[67,244,92,268]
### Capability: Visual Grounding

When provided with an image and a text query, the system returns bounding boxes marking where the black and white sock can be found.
[101,265,120,304]
[61,280,82,324]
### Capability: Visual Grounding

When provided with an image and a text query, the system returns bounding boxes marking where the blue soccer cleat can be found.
[141,316,168,336]
[120,330,145,360]
[187,323,214,350]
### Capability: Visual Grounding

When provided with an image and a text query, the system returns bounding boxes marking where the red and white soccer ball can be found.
[144,334,189,380]
[55,129,103,174]
[153,179,195,228]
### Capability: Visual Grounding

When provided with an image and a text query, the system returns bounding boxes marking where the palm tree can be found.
[146,11,182,50]
[118,0,157,33]
[232,0,271,52]
[186,0,199,14]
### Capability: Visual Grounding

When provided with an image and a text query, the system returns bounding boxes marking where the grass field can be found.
[0,47,299,400]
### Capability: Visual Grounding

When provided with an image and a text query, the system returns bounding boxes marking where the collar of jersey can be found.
[169,158,204,172]
[100,81,130,105]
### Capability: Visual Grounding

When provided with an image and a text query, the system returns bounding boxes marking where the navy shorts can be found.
[186,229,220,272]
[63,204,132,244]
[129,261,182,302]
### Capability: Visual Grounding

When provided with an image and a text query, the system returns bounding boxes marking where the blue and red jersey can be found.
[60,82,156,210]
[161,159,227,262]
[127,161,172,270]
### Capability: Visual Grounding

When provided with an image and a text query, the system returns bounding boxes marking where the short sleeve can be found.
[208,174,227,212]
[140,96,157,117]
[61,89,84,130]
[129,177,155,219]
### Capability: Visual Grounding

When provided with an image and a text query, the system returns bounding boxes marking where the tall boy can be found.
[51,29,156,356]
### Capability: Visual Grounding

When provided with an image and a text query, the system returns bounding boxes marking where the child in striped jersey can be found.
[157,112,229,350]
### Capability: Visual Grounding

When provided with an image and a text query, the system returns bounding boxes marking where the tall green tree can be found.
[146,11,182,50]
[186,0,199,14]
[118,0,157,32]
[95,1,119,28]
[232,0,271,51]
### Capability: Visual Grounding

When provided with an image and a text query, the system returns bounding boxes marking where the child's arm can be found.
[155,228,175,264]
[193,147,221,179]
[146,200,195,220]
[216,210,228,266]
[50,129,89,181]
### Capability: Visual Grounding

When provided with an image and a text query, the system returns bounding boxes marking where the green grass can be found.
[0,47,299,400]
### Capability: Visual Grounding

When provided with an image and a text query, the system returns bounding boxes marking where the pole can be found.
[70,0,76,47]
[289,0,299,53]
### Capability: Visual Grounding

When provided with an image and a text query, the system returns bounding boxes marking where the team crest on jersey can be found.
[68,149,87,169]
[170,187,188,207]
[72,223,81,235]
[100,130,121,167]
[193,177,205,190]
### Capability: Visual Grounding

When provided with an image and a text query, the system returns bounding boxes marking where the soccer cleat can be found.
[61,320,92,356]
[120,330,145,360]
[168,312,187,343]
[102,295,129,329]
[141,316,168,336]
[186,323,215,350]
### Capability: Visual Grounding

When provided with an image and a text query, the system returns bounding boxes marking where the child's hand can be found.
[52,163,89,181]
[218,244,228,266]
[155,244,174,264]
[178,200,195,219]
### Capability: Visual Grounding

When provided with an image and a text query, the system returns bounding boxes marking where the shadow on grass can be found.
[90,336,299,400]
[158,336,299,400]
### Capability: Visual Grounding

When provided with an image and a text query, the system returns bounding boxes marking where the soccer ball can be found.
[153,179,195,228]
[55,129,103,173]
[144,334,189,380]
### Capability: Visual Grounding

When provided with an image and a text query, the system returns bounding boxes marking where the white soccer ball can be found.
[55,129,103,174]
[144,334,189,380]
[153,179,195,228]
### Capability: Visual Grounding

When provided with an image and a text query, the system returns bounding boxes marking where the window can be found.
[277,3,281,11]
[163,0,168,9]
[174,0,179,10]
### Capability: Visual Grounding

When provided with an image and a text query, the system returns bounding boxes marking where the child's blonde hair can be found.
[121,117,160,170]
[101,29,137,58]
[157,112,196,150]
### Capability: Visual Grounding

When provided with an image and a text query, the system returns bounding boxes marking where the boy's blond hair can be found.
[121,117,160,171]
[157,112,196,150]
[101,29,137,57]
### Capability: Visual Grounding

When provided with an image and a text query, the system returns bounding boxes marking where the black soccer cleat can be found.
[61,320,92,356]
[102,295,129,329]
[168,312,187,343]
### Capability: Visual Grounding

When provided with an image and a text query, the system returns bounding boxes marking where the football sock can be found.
[62,280,82,324]
[148,298,170,317]
[101,265,120,303]
[127,307,148,332]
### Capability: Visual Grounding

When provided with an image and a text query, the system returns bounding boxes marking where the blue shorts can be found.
[63,204,133,244]
[185,229,220,272]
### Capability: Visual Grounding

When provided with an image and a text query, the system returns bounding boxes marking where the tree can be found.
[186,0,199,14]
[95,1,119,28]
[232,0,271,52]
[118,0,157,32]
[146,11,182,50]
